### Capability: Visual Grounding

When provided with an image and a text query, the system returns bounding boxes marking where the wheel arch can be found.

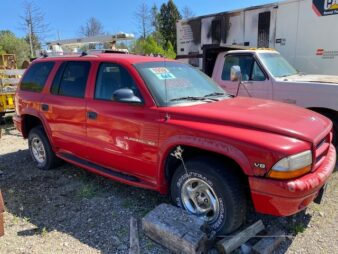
[159,141,251,193]
[21,113,52,142]
[307,107,338,121]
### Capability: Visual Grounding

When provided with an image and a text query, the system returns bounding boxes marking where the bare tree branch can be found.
[79,17,105,37]
[182,6,195,19]
[134,3,151,39]
[20,1,50,56]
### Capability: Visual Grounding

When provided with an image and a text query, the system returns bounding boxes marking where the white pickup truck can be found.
[211,49,338,143]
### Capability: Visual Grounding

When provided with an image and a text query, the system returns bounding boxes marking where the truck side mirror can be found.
[230,65,242,82]
[112,88,142,104]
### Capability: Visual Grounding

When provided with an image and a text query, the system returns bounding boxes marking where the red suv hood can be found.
[165,97,331,144]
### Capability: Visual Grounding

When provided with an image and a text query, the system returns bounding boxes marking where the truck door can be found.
[213,53,272,99]
[85,62,159,181]
[43,60,90,159]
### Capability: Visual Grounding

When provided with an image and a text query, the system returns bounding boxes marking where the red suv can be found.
[14,53,336,234]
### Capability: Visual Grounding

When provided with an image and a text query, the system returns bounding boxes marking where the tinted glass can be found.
[51,62,66,95]
[55,61,90,98]
[95,63,141,100]
[21,62,54,92]
[222,55,265,81]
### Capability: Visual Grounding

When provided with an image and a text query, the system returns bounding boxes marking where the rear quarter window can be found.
[20,62,55,92]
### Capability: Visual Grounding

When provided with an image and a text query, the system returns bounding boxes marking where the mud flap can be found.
[314,184,327,204]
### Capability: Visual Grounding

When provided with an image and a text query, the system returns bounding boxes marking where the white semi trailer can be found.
[176,0,338,75]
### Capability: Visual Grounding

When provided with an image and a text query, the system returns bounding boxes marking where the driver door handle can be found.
[87,111,97,120]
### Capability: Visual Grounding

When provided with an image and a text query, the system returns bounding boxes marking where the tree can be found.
[0,31,30,67]
[150,4,163,45]
[164,41,176,59]
[21,1,49,57]
[182,6,195,19]
[131,36,176,59]
[158,0,182,50]
[134,3,151,39]
[80,17,105,37]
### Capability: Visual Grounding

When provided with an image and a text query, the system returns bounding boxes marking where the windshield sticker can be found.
[149,68,176,80]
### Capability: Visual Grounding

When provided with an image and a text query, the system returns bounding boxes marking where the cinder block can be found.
[142,203,208,254]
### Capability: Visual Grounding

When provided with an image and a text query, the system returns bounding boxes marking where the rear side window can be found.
[51,61,90,98]
[21,62,55,92]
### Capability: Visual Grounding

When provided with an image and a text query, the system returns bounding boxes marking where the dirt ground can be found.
[0,122,337,254]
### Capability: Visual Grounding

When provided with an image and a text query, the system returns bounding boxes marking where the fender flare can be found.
[157,134,252,187]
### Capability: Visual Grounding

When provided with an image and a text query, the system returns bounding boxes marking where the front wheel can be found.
[170,158,246,234]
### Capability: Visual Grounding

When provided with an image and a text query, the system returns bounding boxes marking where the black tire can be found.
[170,157,246,235]
[28,126,60,170]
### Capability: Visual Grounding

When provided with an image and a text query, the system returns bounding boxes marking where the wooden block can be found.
[216,220,265,254]
[129,217,140,254]
[0,190,4,237]
[252,230,285,254]
[142,203,208,254]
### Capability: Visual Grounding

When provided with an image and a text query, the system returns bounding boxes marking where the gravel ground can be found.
[0,122,337,254]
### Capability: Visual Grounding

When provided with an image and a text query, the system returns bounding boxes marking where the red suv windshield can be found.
[134,61,229,106]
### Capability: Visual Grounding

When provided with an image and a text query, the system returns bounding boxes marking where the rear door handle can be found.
[41,104,49,111]
[87,111,97,120]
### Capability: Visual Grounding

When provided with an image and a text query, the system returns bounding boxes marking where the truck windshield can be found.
[134,61,228,106]
[258,52,298,77]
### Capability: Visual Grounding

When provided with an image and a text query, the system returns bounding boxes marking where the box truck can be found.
[176,0,338,75]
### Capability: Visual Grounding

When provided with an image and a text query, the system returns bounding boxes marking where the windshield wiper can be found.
[203,92,226,97]
[169,96,210,102]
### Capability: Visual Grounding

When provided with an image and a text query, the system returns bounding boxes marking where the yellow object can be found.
[267,165,312,180]
[0,54,21,118]
[249,47,276,51]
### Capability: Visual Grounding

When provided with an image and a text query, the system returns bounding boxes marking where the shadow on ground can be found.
[0,145,168,253]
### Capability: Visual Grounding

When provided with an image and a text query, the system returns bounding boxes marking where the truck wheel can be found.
[28,126,60,170]
[170,158,246,234]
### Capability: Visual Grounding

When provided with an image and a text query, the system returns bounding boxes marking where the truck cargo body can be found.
[176,0,338,75]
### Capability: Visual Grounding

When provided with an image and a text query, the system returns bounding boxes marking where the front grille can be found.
[313,133,331,171]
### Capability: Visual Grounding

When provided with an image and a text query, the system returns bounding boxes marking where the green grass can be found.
[40,227,48,237]
[76,183,98,199]
[293,223,306,234]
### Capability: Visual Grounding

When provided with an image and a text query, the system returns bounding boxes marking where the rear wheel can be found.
[28,126,60,170]
[170,157,246,234]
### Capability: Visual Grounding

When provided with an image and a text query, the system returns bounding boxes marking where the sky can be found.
[1,0,274,43]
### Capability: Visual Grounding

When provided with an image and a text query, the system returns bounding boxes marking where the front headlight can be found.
[267,150,312,179]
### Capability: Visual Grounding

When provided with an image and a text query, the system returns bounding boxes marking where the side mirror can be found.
[230,65,242,82]
[112,88,142,103]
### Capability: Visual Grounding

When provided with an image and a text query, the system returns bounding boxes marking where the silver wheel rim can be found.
[31,136,46,164]
[181,177,220,223]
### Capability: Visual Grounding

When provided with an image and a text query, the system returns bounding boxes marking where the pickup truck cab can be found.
[212,49,338,143]
[14,53,335,234]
